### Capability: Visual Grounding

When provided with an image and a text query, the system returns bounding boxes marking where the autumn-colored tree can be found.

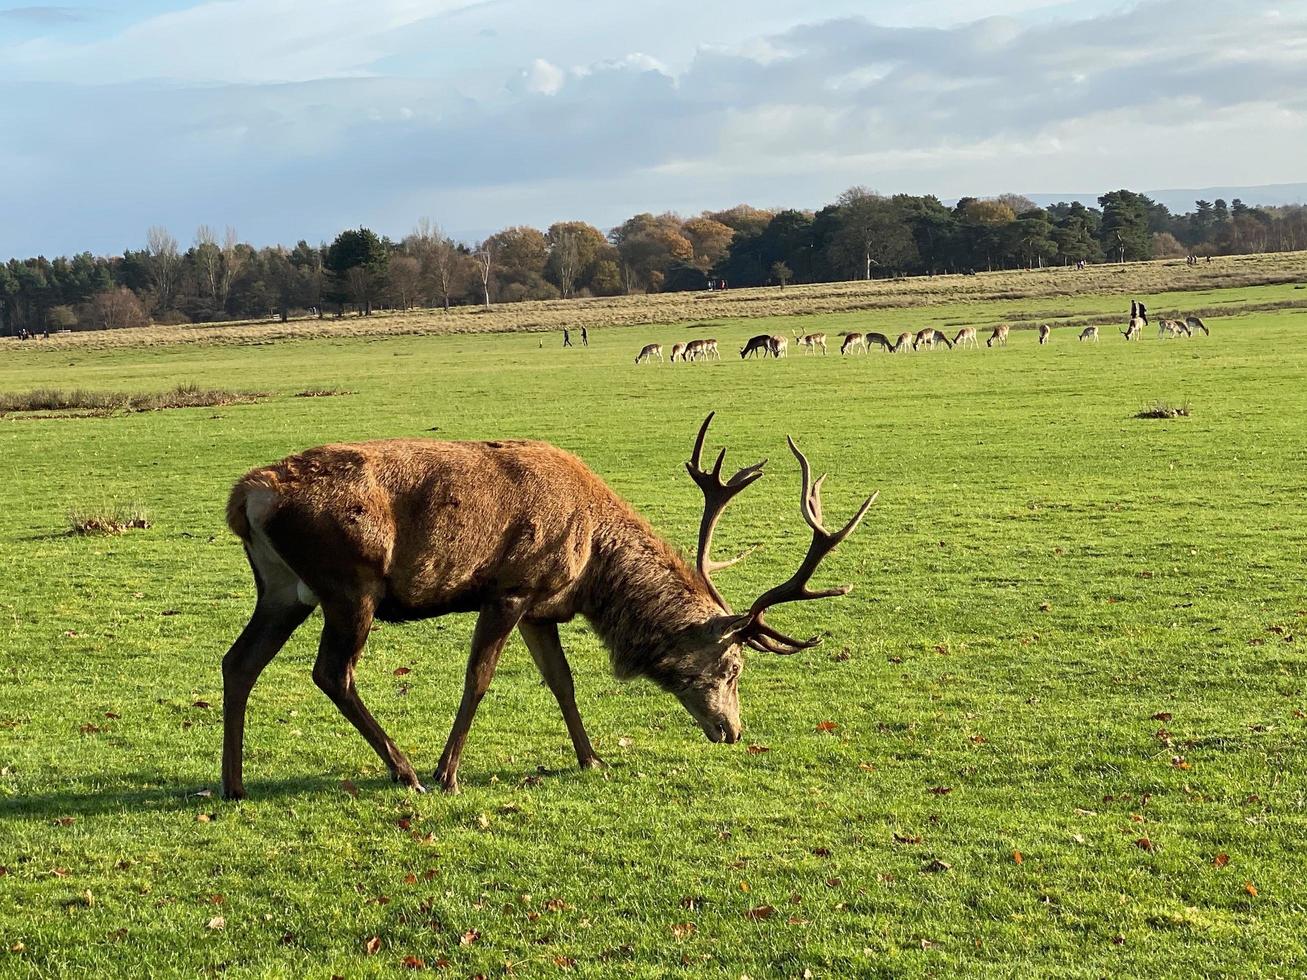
[610,213,692,293]
[705,204,774,238]
[545,221,608,298]
[84,287,149,330]
[681,217,735,272]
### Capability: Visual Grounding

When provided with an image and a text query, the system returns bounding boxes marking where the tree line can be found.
[3,188,1305,335]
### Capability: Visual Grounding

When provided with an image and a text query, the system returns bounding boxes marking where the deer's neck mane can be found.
[578,507,722,685]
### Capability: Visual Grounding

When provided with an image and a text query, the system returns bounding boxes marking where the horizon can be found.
[2,0,1304,258]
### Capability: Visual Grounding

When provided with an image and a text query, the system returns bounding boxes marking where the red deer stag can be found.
[219,416,874,798]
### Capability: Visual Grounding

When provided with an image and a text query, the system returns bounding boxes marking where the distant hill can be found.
[1023,182,1307,213]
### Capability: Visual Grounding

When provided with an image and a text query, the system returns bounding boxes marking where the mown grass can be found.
[0,288,1305,977]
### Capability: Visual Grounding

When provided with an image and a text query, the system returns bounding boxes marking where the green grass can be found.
[1,289,1306,977]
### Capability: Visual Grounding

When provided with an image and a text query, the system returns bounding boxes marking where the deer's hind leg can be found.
[312,595,425,793]
[520,621,603,769]
[222,542,314,800]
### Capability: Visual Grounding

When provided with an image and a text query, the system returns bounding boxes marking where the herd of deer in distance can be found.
[633,304,1212,364]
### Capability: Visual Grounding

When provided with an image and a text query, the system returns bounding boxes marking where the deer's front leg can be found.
[434,598,527,793]
[519,620,603,769]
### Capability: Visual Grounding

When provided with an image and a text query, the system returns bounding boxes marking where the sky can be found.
[1,0,1304,257]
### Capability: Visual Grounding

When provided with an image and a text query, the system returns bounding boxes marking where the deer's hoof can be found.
[433,769,460,794]
[221,784,247,802]
[580,755,607,770]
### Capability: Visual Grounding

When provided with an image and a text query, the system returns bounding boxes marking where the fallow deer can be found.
[1185,316,1210,336]
[794,332,828,355]
[701,339,722,360]
[670,342,687,363]
[840,333,867,355]
[1121,318,1143,341]
[1078,326,1099,342]
[986,325,1009,348]
[913,328,953,351]
[1038,323,1051,345]
[740,335,772,359]
[769,335,789,358]
[865,333,893,352]
[636,343,663,364]
[953,327,978,349]
[891,332,914,353]
[219,415,874,798]
[1159,318,1190,339]
[683,339,706,361]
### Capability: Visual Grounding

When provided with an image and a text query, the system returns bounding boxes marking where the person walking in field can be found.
[563,328,573,348]
[580,326,588,347]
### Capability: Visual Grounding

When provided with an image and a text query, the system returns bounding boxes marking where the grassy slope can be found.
[1,293,1306,977]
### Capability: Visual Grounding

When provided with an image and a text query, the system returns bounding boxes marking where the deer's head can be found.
[663,414,876,743]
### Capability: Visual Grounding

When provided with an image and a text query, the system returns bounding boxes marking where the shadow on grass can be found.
[0,764,608,822]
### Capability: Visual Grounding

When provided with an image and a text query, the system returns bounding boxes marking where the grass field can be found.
[2,275,1306,977]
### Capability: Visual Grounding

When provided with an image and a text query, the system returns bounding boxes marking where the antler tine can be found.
[743,435,878,632]
[685,414,767,610]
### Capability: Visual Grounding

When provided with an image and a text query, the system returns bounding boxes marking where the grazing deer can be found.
[1158,319,1190,339]
[953,327,978,349]
[1078,326,1099,342]
[1185,316,1209,336]
[636,343,663,364]
[891,332,914,353]
[670,342,687,363]
[986,325,1009,348]
[701,339,722,360]
[1038,323,1051,345]
[1121,318,1143,341]
[840,333,867,355]
[913,328,953,351]
[740,335,772,359]
[865,332,893,352]
[794,332,828,355]
[219,415,874,798]
[769,335,789,358]
[684,339,706,361]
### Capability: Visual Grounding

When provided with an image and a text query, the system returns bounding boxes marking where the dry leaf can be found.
[206,916,225,931]
[1213,853,1230,868]
[1012,851,1023,864]
[787,916,809,926]
[746,744,770,755]
[340,779,359,798]
[679,896,701,910]
[858,762,877,772]
[745,905,776,921]
[365,936,382,956]
[394,666,412,676]
[403,873,418,885]
[401,954,426,970]
[553,956,576,969]
[824,877,842,888]
[670,922,695,940]
[738,881,750,893]
[928,786,953,796]
[193,700,211,709]
[1151,711,1173,722]
[893,832,923,845]
[1135,838,1155,852]
[815,721,838,733]
[1244,882,1258,897]
[545,897,569,912]
[461,929,481,946]
[811,847,832,858]
[922,859,952,873]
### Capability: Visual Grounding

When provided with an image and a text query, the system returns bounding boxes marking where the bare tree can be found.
[146,226,181,312]
[195,225,221,302]
[218,227,244,311]
[474,241,495,308]
[388,255,421,310]
[550,229,581,299]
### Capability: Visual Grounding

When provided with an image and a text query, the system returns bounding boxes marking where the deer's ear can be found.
[718,614,755,644]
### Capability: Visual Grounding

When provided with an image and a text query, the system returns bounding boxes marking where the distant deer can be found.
[701,339,722,360]
[913,328,953,351]
[635,343,663,364]
[953,327,978,349]
[1158,319,1190,339]
[1185,316,1209,336]
[1038,323,1051,345]
[892,332,914,353]
[865,332,893,352]
[1122,318,1143,341]
[740,335,772,359]
[986,325,1009,348]
[670,342,687,363]
[1078,326,1099,342]
[840,333,867,355]
[794,332,827,355]
[684,339,706,361]
[769,335,789,358]
[219,415,874,798]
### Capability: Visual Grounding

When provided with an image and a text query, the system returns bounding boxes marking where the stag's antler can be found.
[685,413,766,610]
[737,436,877,654]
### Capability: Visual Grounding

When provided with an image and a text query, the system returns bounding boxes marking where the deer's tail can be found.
[226,469,282,541]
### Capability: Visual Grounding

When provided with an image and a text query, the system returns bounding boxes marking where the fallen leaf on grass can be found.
[365,936,382,956]
[824,877,842,888]
[922,859,952,873]
[461,929,480,946]
[52,816,75,826]
[928,786,952,796]
[1213,853,1230,868]
[206,916,225,931]
[1135,838,1155,852]
[617,737,633,748]
[670,922,695,940]
[745,905,776,921]
[192,700,211,709]
[1012,851,1023,864]
[858,762,877,772]
[401,954,426,970]
[815,721,838,733]
[738,881,750,893]
[393,667,412,677]
[1171,756,1192,771]
[893,833,923,845]
[79,723,102,735]
[340,779,359,798]
[810,847,832,858]
[553,955,576,969]
[1151,711,1173,722]
[787,916,809,926]
[1245,882,1258,897]
[679,896,702,910]
[746,744,770,755]
[544,898,570,912]
[403,873,418,885]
